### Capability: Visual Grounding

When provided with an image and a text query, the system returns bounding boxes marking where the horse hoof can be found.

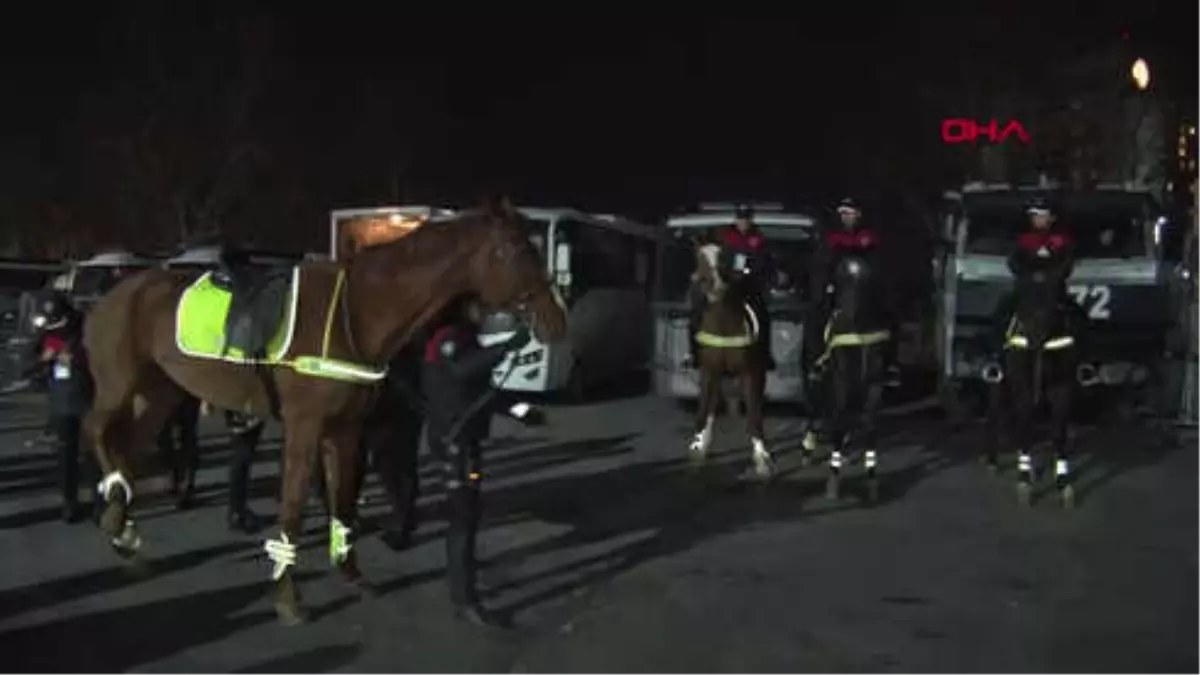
[1060,485,1076,510]
[275,601,311,626]
[99,503,125,538]
[1016,482,1033,507]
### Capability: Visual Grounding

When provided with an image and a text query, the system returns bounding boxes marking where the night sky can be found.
[0,4,1195,254]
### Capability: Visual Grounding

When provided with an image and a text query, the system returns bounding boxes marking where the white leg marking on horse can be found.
[265,532,297,581]
[98,471,133,504]
[1054,458,1069,476]
[864,449,878,470]
[1017,452,1032,474]
[751,437,773,478]
[830,451,844,470]
[689,417,714,459]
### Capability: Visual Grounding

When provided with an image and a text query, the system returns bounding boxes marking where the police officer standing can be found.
[37,293,96,523]
[422,295,530,629]
[804,198,900,385]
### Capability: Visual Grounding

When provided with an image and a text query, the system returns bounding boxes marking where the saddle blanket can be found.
[174,268,300,364]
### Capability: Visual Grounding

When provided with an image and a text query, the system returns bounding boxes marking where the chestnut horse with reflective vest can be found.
[81,201,567,625]
[685,243,774,480]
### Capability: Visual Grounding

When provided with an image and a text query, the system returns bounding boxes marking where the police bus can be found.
[653,203,818,403]
[329,205,670,399]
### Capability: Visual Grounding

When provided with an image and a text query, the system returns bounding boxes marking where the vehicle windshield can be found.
[964,208,1147,259]
[655,225,814,302]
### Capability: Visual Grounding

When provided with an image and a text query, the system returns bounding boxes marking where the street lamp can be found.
[1131,58,1151,90]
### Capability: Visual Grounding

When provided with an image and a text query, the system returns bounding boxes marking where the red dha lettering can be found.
[941,119,1031,144]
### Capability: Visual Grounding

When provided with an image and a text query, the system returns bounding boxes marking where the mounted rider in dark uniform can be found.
[422,295,530,629]
[684,204,776,370]
[804,198,900,386]
[990,195,1086,354]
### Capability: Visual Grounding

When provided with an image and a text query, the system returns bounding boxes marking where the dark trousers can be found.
[52,415,95,513]
[158,397,200,497]
[225,412,263,516]
[358,399,423,537]
[427,425,483,607]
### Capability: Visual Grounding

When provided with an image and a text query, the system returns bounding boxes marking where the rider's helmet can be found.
[836,197,862,227]
[1025,195,1058,231]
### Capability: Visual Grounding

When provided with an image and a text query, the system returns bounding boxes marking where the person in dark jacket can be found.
[422,295,530,629]
[719,204,776,369]
[38,293,96,523]
[804,198,899,385]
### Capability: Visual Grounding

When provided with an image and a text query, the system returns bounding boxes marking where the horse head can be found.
[831,253,877,312]
[463,198,568,344]
[693,243,730,303]
[1012,270,1062,348]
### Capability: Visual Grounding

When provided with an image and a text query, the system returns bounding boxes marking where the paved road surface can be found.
[0,390,1195,672]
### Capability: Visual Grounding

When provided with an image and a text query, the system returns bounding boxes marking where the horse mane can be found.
[351,209,495,273]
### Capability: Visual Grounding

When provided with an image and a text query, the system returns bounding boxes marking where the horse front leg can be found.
[861,346,884,503]
[825,352,850,501]
[742,366,772,481]
[1048,361,1076,510]
[689,366,719,467]
[1008,352,1037,507]
[321,425,376,597]
[269,415,321,625]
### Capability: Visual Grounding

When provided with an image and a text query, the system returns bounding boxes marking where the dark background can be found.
[0,4,1195,255]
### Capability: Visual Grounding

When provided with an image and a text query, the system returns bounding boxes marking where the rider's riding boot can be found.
[446,485,511,630]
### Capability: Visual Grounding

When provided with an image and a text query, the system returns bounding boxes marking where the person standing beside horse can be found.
[38,293,97,523]
[422,295,531,628]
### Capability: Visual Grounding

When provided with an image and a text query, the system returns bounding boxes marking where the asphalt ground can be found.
[0,389,1195,672]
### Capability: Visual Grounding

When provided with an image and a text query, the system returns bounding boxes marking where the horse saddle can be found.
[217,266,291,359]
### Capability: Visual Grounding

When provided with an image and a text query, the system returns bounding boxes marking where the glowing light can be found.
[1131,58,1150,90]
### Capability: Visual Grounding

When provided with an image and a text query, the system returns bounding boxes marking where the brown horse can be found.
[685,243,774,480]
[82,202,567,624]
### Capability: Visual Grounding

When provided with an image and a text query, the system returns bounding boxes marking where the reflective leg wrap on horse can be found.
[1016,451,1034,484]
[97,471,141,552]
